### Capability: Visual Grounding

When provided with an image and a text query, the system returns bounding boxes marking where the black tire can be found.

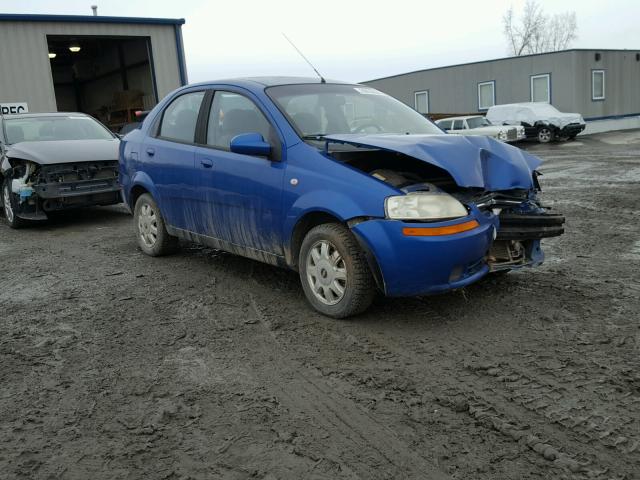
[133,193,178,256]
[299,223,375,318]
[568,135,577,141]
[537,127,554,143]
[2,177,26,229]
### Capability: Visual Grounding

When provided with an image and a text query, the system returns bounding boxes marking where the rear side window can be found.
[207,91,271,149]
[438,120,452,130]
[159,91,205,143]
[452,119,464,130]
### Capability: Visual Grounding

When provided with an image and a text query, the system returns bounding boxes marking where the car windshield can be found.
[4,116,114,144]
[466,117,491,129]
[266,83,442,138]
[530,104,562,115]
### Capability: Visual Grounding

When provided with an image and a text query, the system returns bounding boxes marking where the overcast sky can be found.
[2,0,639,83]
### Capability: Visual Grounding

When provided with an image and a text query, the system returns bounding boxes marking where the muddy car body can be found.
[1,113,121,227]
[119,78,564,317]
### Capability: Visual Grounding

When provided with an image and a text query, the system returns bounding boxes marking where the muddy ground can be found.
[1,130,639,480]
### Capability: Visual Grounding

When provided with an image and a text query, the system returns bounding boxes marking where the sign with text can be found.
[1,103,28,115]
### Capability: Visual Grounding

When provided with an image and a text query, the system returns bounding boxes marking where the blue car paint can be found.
[119,77,546,297]
[324,133,542,191]
[351,206,498,296]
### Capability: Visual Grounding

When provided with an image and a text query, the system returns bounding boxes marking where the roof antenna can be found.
[282,33,326,83]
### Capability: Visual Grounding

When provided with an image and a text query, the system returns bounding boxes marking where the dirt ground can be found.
[1,130,639,480]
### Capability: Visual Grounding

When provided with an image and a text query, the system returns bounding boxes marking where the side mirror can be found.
[230,132,272,157]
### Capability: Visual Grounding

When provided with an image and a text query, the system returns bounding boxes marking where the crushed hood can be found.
[324,134,542,191]
[6,139,120,165]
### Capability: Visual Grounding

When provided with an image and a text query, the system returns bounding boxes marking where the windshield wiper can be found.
[302,133,327,140]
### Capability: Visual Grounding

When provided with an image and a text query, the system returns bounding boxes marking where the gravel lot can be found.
[1,130,639,480]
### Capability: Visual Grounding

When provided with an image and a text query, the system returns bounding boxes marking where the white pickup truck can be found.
[436,115,525,143]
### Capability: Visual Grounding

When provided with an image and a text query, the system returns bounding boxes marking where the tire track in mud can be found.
[246,295,452,480]
[345,322,638,479]
[248,284,635,479]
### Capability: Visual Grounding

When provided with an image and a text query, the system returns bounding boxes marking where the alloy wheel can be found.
[306,240,347,305]
[538,128,552,143]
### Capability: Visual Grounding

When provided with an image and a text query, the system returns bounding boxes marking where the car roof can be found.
[1,112,90,120]
[437,115,483,122]
[188,76,354,89]
[489,102,548,109]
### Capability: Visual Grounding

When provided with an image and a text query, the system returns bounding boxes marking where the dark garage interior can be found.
[47,35,157,131]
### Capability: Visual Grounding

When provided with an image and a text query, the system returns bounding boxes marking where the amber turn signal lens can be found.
[402,220,480,236]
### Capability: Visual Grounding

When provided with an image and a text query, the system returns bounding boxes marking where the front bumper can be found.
[13,160,120,218]
[351,209,498,297]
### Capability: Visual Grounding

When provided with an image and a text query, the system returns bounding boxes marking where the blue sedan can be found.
[119,77,564,318]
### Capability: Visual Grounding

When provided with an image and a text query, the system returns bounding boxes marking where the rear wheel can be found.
[537,127,554,143]
[133,193,178,256]
[2,177,26,229]
[299,223,375,318]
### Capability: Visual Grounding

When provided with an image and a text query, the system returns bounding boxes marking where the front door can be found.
[193,90,285,255]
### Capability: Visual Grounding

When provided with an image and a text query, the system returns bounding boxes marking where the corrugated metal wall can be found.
[363,50,640,119]
[0,20,183,112]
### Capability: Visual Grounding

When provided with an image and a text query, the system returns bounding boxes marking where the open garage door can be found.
[47,35,158,132]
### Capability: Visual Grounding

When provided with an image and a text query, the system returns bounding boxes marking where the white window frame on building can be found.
[530,73,551,103]
[477,80,496,111]
[414,90,429,114]
[592,69,605,101]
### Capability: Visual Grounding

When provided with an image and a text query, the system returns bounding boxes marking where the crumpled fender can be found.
[325,133,542,191]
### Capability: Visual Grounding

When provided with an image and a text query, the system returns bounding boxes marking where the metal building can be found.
[363,49,640,122]
[0,13,187,131]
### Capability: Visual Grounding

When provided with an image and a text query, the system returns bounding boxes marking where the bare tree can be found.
[503,0,577,56]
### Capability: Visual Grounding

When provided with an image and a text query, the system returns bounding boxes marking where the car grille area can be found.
[33,160,120,200]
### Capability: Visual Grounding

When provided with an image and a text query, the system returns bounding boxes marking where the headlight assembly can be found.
[385,192,468,221]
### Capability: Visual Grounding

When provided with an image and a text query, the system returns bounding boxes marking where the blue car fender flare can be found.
[282,190,386,286]
[127,171,161,210]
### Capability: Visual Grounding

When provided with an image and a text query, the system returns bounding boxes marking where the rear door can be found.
[141,90,206,230]
[193,89,286,255]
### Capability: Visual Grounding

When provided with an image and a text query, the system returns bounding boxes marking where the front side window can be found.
[206,91,272,149]
[266,84,441,138]
[159,91,205,143]
[592,70,605,100]
[466,116,491,129]
[414,91,429,114]
[478,81,495,110]
[4,115,114,144]
[531,74,551,103]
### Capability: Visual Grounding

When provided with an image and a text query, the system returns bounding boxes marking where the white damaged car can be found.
[486,103,586,143]
[436,116,525,143]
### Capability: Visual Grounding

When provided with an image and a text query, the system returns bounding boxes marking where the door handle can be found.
[146,148,155,156]
[200,158,213,168]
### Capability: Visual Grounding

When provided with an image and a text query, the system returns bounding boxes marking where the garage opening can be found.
[47,35,158,132]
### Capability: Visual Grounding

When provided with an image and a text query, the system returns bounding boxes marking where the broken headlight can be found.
[385,192,468,221]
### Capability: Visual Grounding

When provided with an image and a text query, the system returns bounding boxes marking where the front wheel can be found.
[2,177,26,229]
[133,193,178,256]
[537,127,555,143]
[299,223,375,318]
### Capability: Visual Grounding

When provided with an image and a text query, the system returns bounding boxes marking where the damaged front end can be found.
[323,134,564,293]
[459,188,565,272]
[2,158,120,220]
